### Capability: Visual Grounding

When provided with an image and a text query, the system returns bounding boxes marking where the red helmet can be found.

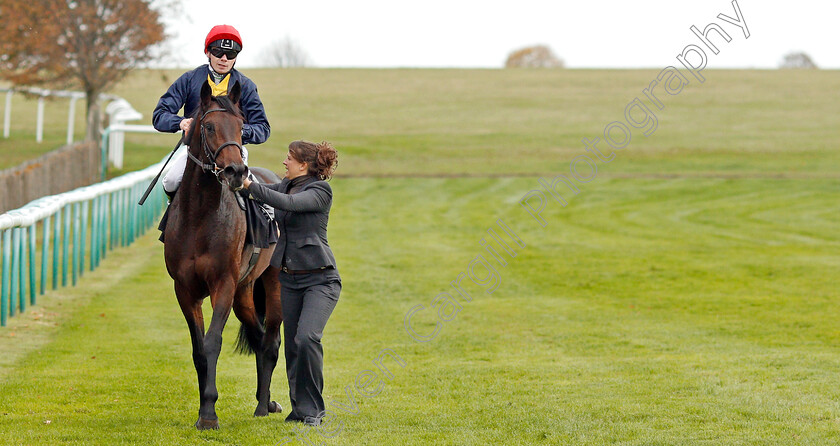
[205,25,242,51]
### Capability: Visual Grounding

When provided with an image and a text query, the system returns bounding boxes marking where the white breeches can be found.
[162,144,249,193]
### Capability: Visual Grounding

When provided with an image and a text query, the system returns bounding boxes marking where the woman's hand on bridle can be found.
[242,177,252,189]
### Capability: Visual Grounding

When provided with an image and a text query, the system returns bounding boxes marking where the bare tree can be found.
[0,0,170,142]
[260,36,312,68]
[779,51,818,69]
[505,45,564,68]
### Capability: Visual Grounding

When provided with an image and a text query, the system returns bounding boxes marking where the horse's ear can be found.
[229,81,241,104]
[200,80,213,106]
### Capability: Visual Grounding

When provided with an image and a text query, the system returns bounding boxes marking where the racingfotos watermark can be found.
[273,1,750,444]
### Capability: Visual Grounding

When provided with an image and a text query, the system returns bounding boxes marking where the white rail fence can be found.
[1,87,149,169]
[0,148,180,326]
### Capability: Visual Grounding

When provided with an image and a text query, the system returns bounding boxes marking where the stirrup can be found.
[259,201,274,220]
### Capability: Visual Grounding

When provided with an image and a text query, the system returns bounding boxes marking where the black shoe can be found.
[284,412,304,423]
[303,416,321,427]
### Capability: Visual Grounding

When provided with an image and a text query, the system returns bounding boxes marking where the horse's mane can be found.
[211,95,245,119]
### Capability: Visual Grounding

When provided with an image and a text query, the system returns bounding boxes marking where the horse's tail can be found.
[234,278,268,355]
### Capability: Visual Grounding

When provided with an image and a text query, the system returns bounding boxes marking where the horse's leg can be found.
[196,278,236,430]
[233,273,283,417]
[257,266,283,412]
[232,280,269,416]
[175,284,211,428]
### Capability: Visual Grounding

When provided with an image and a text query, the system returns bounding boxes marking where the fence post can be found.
[18,226,26,314]
[1,229,9,326]
[3,90,12,139]
[62,204,70,287]
[66,95,81,145]
[109,192,116,250]
[119,189,127,247]
[79,201,87,279]
[10,228,20,316]
[128,187,136,245]
[52,208,60,290]
[90,197,98,271]
[28,224,36,306]
[99,195,108,263]
[72,202,79,286]
[36,94,46,143]
[41,215,50,295]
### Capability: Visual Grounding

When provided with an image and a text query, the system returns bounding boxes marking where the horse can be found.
[162,80,283,430]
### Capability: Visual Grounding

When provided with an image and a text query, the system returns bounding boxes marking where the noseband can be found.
[187,107,245,184]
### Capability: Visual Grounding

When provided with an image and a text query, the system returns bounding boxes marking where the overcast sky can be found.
[162,0,838,69]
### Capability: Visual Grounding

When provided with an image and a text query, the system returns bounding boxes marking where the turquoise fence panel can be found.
[29,224,36,305]
[62,204,69,288]
[90,198,98,272]
[52,208,60,290]
[10,228,19,317]
[71,203,78,286]
[0,148,178,326]
[18,226,26,314]
[80,201,88,278]
[41,216,50,295]
[1,229,10,325]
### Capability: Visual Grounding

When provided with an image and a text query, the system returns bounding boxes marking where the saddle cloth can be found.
[158,180,278,249]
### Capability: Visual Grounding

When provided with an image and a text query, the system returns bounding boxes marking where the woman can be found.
[242,140,340,427]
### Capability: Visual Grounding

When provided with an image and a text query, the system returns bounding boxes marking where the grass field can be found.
[1,68,839,445]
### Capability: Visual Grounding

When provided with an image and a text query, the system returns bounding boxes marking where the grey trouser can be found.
[279,269,341,420]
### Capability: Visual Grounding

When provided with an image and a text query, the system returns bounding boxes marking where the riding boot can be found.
[159,188,177,243]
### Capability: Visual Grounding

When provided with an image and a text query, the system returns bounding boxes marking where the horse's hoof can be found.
[255,401,282,417]
[195,417,219,430]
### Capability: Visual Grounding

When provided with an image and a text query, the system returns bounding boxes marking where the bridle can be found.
[187,107,245,185]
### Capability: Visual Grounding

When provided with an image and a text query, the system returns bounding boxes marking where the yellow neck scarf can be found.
[207,73,231,97]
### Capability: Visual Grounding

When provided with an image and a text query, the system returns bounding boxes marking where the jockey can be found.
[152,24,271,196]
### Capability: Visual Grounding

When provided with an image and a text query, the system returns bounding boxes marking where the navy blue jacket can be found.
[152,65,270,145]
[247,176,338,273]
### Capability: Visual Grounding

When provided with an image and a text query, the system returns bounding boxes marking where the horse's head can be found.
[193,80,248,191]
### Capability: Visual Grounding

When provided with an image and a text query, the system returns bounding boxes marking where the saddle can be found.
[158,176,278,251]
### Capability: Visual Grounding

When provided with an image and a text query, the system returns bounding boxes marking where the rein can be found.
[187,107,245,184]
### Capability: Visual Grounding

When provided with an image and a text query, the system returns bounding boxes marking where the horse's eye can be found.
[204,123,215,133]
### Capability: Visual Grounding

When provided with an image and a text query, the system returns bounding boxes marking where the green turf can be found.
[1,176,838,445]
[1,68,839,444]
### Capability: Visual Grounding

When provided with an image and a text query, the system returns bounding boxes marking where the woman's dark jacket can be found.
[247,176,337,271]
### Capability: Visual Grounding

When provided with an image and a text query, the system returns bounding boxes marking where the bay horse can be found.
[162,80,283,429]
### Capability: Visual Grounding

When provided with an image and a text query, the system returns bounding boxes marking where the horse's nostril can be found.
[224,164,247,176]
